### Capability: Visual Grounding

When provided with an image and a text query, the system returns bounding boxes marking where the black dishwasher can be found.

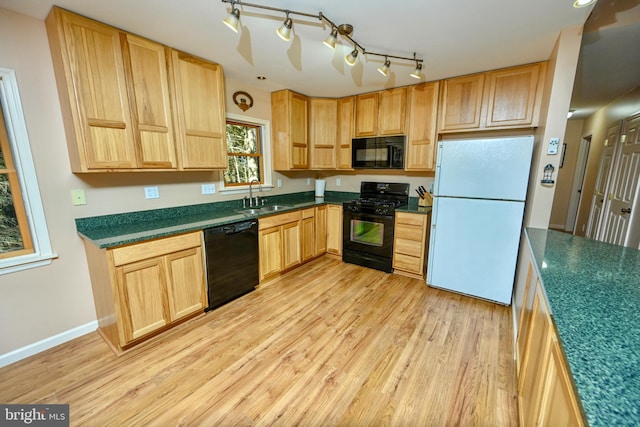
[204,219,259,311]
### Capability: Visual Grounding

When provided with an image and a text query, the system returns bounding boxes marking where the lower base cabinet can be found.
[258,210,302,282]
[326,204,343,256]
[515,246,585,427]
[83,231,206,353]
[392,211,430,279]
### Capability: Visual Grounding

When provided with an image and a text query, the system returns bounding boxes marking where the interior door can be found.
[600,113,640,246]
[586,121,620,238]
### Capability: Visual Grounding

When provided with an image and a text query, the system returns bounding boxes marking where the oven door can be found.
[342,211,395,259]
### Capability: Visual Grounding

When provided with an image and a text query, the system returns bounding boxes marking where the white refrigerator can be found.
[426,136,534,304]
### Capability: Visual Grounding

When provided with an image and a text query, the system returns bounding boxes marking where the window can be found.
[220,113,272,193]
[224,120,262,186]
[0,68,55,274]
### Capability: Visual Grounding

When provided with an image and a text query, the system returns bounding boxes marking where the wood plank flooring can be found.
[0,257,518,426]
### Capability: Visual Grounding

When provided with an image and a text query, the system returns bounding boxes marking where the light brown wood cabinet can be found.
[169,50,227,169]
[83,231,205,353]
[301,206,328,262]
[404,82,440,171]
[516,258,585,427]
[326,204,343,256]
[392,212,430,279]
[309,98,337,169]
[337,96,355,169]
[258,210,302,281]
[355,88,406,137]
[439,62,546,133]
[271,89,309,170]
[46,7,227,172]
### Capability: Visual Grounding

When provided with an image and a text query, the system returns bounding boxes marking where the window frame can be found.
[0,68,56,275]
[219,113,273,194]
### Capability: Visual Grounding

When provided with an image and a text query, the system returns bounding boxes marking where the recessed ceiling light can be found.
[573,0,595,8]
[256,76,266,80]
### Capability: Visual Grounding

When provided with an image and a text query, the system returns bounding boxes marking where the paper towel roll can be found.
[315,179,326,201]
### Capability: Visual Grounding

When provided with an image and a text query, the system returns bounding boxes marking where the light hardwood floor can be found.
[0,257,518,426]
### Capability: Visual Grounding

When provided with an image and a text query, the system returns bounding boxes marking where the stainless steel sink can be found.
[236,205,293,216]
[259,204,292,212]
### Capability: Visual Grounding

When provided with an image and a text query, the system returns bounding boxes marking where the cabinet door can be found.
[47,8,137,170]
[116,258,169,344]
[518,284,553,427]
[290,92,309,169]
[282,221,301,270]
[337,97,354,169]
[165,246,205,320]
[439,73,485,131]
[315,205,328,256]
[259,227,282,281]
[355,93,379,137]
[484,63,545,128]
[405,82,439,171]
[301,216,316,262]
[309,98,337,169]
[537,335,585,426]
[171,50,227,169]
[326,204,343,255]
[123,34,177,169]
[378,87,407,135]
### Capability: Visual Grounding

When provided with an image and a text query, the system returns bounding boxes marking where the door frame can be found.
[567,136,591,233]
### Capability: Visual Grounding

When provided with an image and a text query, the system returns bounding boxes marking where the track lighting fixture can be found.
[223,5,240,33]
[377,58,391,77]
[410,63,423,80]
[345,49,359,67]
[276,12,293,41]
[220,0,424,78]
[323,27,338,49]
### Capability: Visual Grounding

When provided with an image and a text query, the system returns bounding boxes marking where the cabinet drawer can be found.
[395,225,425,242]
[396,212,427,227]
[395,238,424,257]
[259,211,301,230]
[301,207,315,219]
[393,253,422,274]
[111,232,202,266]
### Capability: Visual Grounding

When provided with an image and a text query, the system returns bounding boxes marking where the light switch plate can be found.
[548,137,560,155]
[277,179,282,188]
[336,178,341,186]
[145,186,159,199]
[71,189,86,206]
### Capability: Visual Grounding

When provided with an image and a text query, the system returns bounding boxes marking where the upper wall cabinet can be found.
[309,98,338,169]
[405,82,440,171]
[355,88,407,137]
[337,96,355,169]
[46,7,227,172]
[169,50,227,170]
[439,62,547,133]
[271,89,309,171]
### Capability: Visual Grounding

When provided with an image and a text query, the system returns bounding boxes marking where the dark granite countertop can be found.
[525,228,640,427]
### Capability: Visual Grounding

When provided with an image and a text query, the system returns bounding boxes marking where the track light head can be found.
[323,27,338,50]
[276,14,293,41]
[345,49,359,66]
[377,59,391,77]
[223,7,240,33]
[410,63,423,79]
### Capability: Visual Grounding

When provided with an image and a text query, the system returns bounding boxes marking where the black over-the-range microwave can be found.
[351,135,405,169]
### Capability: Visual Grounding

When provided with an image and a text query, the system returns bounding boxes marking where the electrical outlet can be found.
[201,183,216,195]
[71,189,86,206]
[145,186,159,199]
[277,179,282,188]
[336,178,341,186]
[306,178,311,185]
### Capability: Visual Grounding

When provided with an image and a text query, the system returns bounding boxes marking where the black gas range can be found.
[342,182,410,273]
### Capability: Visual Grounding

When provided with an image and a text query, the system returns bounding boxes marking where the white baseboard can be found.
[549,223,565,230]
[0,321,98,369]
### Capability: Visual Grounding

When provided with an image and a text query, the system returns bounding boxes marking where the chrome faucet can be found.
[249,179,262,207]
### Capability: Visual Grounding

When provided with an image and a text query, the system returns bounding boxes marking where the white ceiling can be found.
[3,0,633,119]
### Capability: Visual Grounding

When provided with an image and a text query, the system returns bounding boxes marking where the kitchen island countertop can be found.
[526,228,640,426]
